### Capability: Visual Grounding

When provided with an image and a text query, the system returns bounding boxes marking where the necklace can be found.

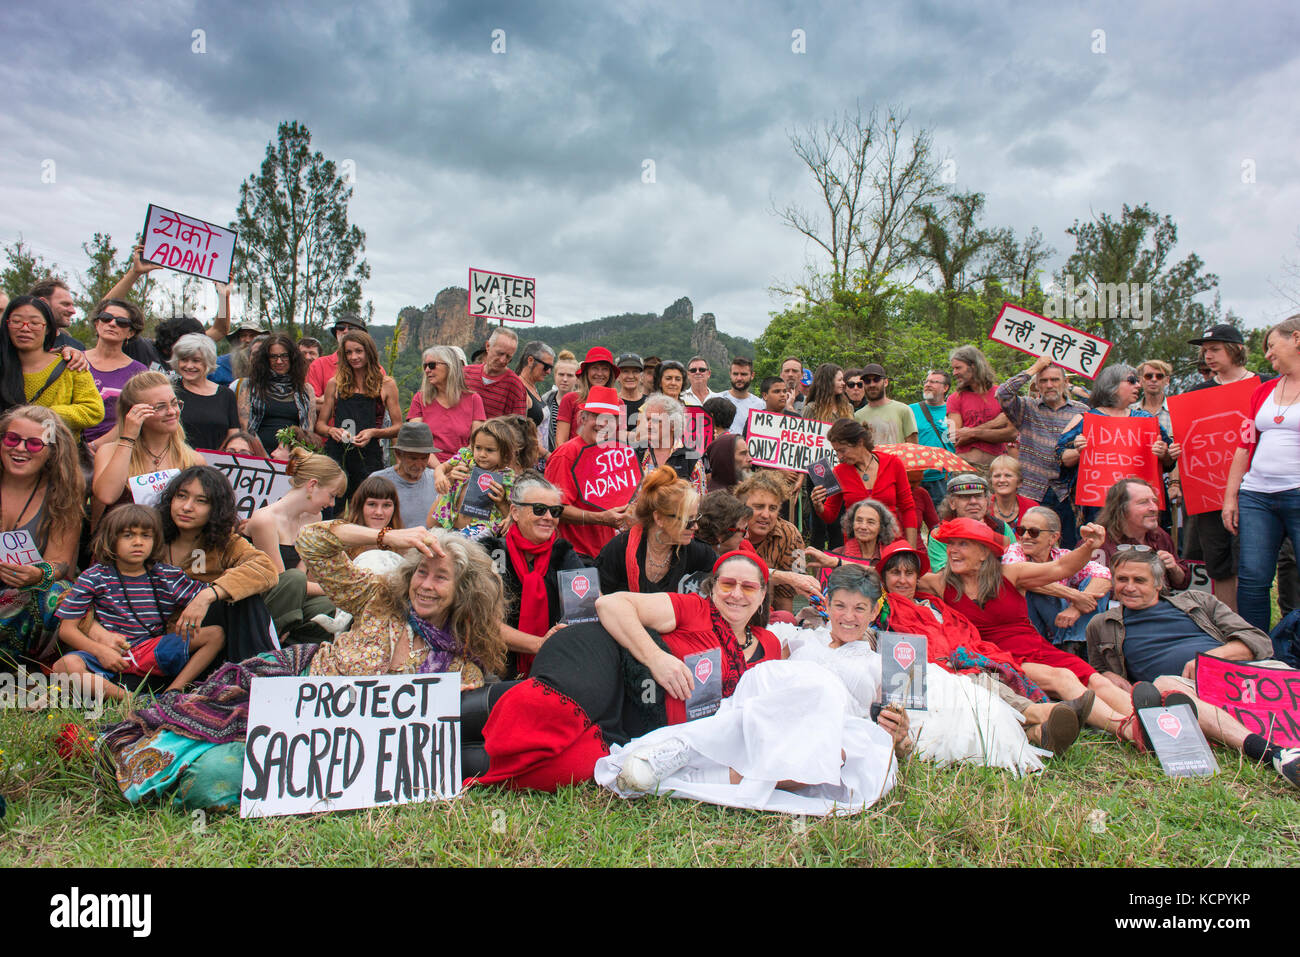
[993,499,1019,523]
[140,436,168,468]
[1,478,43,532]
[1273,377,1300,425]
[737,626,755,651]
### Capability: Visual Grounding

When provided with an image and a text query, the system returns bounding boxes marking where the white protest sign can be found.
[745,409,831,472]
[128,468,181,508]
[468,267,536,323]
[988,303,1113,380]
[241,672,462,818]
[200,450,294,522]
[141,203,238,284]
[0,529,43,565]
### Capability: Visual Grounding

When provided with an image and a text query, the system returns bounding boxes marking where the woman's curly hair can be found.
[158,465,239,552]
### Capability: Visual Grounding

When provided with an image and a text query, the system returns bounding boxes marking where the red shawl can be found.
[881,590,1022,674]
[506,524,555,676]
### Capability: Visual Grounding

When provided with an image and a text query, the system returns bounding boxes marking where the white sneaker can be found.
[616,738,692,793]
[1275,748,1300,790]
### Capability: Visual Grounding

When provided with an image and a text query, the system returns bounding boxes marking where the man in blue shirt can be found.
[910,369,954,507]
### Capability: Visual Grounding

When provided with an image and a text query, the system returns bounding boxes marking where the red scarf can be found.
[624,524,644,593]
[506,525,555,675]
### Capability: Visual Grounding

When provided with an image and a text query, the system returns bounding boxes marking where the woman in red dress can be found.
[916,518,1139,741]
[811,418,918,547]
[474,548,781,791]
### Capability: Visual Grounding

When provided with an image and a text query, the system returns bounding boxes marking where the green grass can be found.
[2,703,1296,867]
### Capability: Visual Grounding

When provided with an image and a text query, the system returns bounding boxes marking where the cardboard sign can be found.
[141,203,237,284]
[240,673,461,818]
[988,303,1112,380]
[571,442,641,510]
[683,648,723,720]
[460,467,502,520]
[806,455,842,496]
[558,568,600,624]
[1167,379,1258,515]
[1076,416,1164,508]
[201,450,294,522]
[879,631,927,710]
[1137,704,1218,778]
[468,267,536,323]
[745,410,832,472]
[0,529,43,565]
[128,468,181,508]
[1183,561,1216,597]
[1196,654,1300,748]
[683,407,715,457]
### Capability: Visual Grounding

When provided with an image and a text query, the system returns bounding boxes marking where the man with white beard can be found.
[910,369,956,508]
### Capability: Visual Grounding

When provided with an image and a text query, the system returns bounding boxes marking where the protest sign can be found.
[1182,561,1216,598]
[682,406,714,457]
[0,529,42,565]
[468,268,536,323]
[746,410,831,472]
[988,303,1112,380]
[1167,378,1258,515]
[240,672,461,818]
[807,455,841,496]
[460,467,502,520]
[1137,704,1218,778]
[879,632,927,710]
[1196,654,1300,748]
[557,568,600,624]
[571,442,641,510]
[201,450,293,522]
[683,648,723,720]
[1076,416,1163,508]
[128,468,181,508]
[141,204,237,284]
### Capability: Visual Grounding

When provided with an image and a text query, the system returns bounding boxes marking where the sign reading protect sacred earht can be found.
[468,268,536,323]
[200,450,295,522]
[746,410,832,472]
[988,303,1112,380]
[141,204,237,284]
[1195,654,1300,748]
[571,442,642,510]
[1167,378,1258,515]
[240,673,461,818]
[1075,416,1164,508]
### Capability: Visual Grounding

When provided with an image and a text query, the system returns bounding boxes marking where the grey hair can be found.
[486,326,519,347]
[516,340,555,374]
[948,345,995,392]
[510,472,561,503]
[1089,363,1136,410]
[1108,547,1168,593]
[824,563,884,605]
[420,345,465,405]
[169,333,218,374]
[642,392,686,446]
[1023,505,1061,534]
[842,498,899,546]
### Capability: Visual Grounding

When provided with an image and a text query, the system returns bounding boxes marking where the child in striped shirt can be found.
[53,505,224,700]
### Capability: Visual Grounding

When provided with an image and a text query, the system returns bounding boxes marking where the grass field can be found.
[2,702,1296,868]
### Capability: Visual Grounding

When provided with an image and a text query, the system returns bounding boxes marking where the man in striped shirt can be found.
[997,354,1088,547]
[464,326,529,419]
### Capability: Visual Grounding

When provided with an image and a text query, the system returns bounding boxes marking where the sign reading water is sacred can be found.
[879,631,927,710]
[468,267,536,323]
[240,673,462,818]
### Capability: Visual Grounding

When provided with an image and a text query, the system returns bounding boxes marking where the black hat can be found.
[1188,323,1244,346]
[616,352,644,370]
[332,312,367,333]
[862,362,887,378]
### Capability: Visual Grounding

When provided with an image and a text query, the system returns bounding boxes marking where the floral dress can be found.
[427,445,515,541]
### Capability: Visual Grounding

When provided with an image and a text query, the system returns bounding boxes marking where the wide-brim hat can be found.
[226,320,267,342]
[1188,323,1245,346]
[392,421,438,455]
[578,346,617,377]
[932,518,1007,556]
[579,385,623,416]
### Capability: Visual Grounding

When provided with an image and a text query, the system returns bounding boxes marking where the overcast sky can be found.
[3,0,1297,340]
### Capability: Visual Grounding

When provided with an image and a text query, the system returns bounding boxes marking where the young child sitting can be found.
[427,419,517,540]
[52,505,225,700]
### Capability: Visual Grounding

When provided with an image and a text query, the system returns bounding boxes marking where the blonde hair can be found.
[0,405,85,550]
[733,469,792,505]
[284,446,345,490]
[989,455,1021,479]
[1138,359,1172,379]
[633,464,698,528]
[110,371,204,476]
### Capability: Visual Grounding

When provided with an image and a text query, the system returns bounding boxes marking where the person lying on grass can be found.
[52,505,224,701]
[1087,548,1299,789]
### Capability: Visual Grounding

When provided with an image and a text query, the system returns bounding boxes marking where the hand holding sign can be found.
[652,649,695,701]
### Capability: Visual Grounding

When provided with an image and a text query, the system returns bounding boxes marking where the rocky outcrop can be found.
[691,311,733,369]
[396,287,495,352]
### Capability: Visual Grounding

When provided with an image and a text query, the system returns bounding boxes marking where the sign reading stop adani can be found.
[746,410,832,472]
[572,442,642,509]
[141,203,237,284]
[468,267,536,323]
[1168,378,1258,515]
[1076,415,1164,508]
[1196,654,1300,748]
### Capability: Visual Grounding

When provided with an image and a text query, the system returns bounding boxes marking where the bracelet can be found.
[118,436,137,446]
[377,526,389,550]
[209,584,222,602]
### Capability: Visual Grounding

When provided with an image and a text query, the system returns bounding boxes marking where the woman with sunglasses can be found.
[82,299,147,451]
[479,473,587,678]
[515,341,555,428]
[169,334,240,454]
[236,333,316,457]
[0,296,103,439]
[0,406,85,664]
[1056,363,1179,522]
[597,465,716,596]
[408,346,484,465]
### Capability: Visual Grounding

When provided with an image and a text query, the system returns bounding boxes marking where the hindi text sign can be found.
[201,450,293,522]
[468,268,536,323]
[1167,378,1257,515]
[746,410,831,472]
[988,303,1112,380]
[1076,416,1164,508]
[141,204,237,284]
[1196,654,1300,748]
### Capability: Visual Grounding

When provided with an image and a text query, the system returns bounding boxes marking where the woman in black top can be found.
[240,333,316,455]
[170,333,240,452]
[515,340,555,429]
[597,465,715,595]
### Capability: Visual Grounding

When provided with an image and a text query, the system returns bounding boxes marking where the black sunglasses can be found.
[845,380,864,388]
[515,502,564,518]
[1125,375,1140,385]
[95,315,133,329]
[688,366,709,373]
[1015,526,1048,539]
[863,375,884,384]
[424,360,444,370]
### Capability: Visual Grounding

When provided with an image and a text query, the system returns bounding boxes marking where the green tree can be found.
[907,191,1004,340]
[2,235,63,298]
[231,120,369,335]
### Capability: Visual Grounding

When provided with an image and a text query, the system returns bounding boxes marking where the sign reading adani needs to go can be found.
[746,410,832,472]
[141,203,238,284]
[240,673,462,818]
[468,267,536,323]
[1076,415,1164,508]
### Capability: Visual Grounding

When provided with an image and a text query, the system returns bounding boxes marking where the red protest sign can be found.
[571,442,642,510]
[1167,378,1258,515]
[1196,654,1300,748]
[1076,415,1164,508]
[683,407,714,458]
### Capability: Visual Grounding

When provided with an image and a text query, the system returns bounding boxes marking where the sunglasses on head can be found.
[94,314,133,329]
[515,502,564,518]
[1116,543,1153,553]
[1015,525,1048,539]
[2,431,49,453]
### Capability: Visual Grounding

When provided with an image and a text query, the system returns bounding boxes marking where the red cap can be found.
[878,538,930,575]
[712,541,769,582]
[578,385,622,416]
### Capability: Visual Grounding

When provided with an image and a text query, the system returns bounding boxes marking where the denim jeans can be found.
[1237,488,1300,632]
[1025,575,1107,646]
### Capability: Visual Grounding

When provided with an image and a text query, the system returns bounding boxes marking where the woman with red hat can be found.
[472,547,782,792]
[915,517,1141,742]
[554,346,619,447]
